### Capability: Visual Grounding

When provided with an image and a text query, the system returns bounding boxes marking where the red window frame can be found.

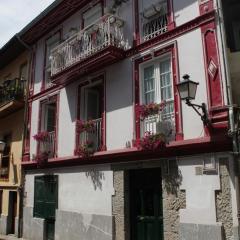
[134,43,183,142]
[134,0,175,46]
[74,75,106,155]
[37,94,59,158]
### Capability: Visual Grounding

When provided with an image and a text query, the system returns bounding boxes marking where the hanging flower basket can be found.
[33,131,49,142]
[76,120,95,133]
[137,101,166,119]
[137,131,166,151]
[75,140,95,157]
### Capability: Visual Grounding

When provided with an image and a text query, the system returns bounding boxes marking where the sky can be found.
[0,0,56,48]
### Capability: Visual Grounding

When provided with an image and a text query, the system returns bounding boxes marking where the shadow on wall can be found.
[163,161,183,195]
[86,170,105,191]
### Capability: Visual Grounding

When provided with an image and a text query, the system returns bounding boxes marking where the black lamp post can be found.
[176,74,210,126]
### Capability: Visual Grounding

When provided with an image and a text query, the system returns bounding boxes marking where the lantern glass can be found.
[177,75,199,101]
[0,141,5,152]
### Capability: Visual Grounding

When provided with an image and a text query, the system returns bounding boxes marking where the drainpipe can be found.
[15,33,33,238]
[215,0,240,235]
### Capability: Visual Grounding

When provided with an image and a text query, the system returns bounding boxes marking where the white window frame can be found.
[139,54,174,107]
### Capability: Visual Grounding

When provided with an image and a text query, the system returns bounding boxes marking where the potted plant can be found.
[75,140,95,157]
[137,131,166,151]
[76,120,95,133]
[137,101,166,119]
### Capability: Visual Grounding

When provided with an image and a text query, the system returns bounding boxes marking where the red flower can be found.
[75,140,95,157]
[76,120,95,133]
[137,101,166,119]
[33,131,49,142]
[137,132,166,151]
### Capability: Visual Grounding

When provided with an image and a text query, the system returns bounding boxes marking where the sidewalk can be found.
[0,234,24,240]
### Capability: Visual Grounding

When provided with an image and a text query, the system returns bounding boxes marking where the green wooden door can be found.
[131,168,163,240]
[34,175,58,240]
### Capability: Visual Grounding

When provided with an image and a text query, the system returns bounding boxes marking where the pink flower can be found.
[33,131,49,142]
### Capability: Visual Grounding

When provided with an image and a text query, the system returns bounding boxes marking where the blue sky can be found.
[0,0,55,48]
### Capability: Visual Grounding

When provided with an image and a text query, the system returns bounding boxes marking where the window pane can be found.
[160,59,172,101]
[144,65,155,104]
[83,3,102,28]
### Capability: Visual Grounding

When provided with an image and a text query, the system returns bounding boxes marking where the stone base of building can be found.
[179,223,223,240]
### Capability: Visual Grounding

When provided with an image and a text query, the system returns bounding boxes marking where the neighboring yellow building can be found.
[0,36,29,236]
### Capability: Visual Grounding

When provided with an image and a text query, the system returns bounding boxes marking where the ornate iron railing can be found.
[0,78,26,107]
[51,14,127,76]
[79,118,102,152]
[141,110,175,141]
[39,131,55,158]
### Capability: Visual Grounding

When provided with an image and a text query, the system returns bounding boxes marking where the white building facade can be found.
[19,0,239,239]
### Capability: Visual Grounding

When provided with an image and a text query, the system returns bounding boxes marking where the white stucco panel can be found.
[177,29,207,140]
[178,155,220,225]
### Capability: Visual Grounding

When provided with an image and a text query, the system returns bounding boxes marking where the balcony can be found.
[0,78,26,118]
[50,14,127,84]
[141,1,168,42]
[76,118,103,156]
[140,110,175,142]
[38,131,56,159]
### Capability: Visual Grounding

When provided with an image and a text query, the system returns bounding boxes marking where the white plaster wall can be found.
[177,29,207,139]
[106,59,134,150]
[178,154,221,225]
[57,84,77,157]
[25,165,114,216]
[173,0,200,27]
[30,100,40,160]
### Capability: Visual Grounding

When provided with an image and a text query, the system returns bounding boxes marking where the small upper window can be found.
[45,32,61,88]
[82,3,102,28]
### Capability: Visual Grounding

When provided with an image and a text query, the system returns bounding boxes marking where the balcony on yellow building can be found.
[0,78,26,118]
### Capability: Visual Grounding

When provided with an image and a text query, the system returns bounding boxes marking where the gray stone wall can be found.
[22,207,45,240]
[55,210,113,240]
[216,158,234,240]
[162,160,186,240]
[112,170,130,240]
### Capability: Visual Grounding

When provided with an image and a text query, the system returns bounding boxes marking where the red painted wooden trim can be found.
[201,21,224,109]
[199,0,214,15]
[134,43,183,142]
[22,134,231,169]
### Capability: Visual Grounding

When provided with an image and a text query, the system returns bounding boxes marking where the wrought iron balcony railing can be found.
[51,14,127,76]
[39,131,55,158]
[142,1,168,42]
[141,110,175,142]
[79,118,102,152]
[0,78,26,107]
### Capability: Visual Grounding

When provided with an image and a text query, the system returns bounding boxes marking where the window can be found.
[44,32,61,88]
[82,3,102,28]
[141,57,174,119]
[140,0,169,42]
[39,100,57,158]
[140,56,175,139]
[76,79,106,154]
[0,134,11,180]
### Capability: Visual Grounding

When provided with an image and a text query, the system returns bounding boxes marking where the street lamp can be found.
[176,74,210,126]
[0,141,6,153]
